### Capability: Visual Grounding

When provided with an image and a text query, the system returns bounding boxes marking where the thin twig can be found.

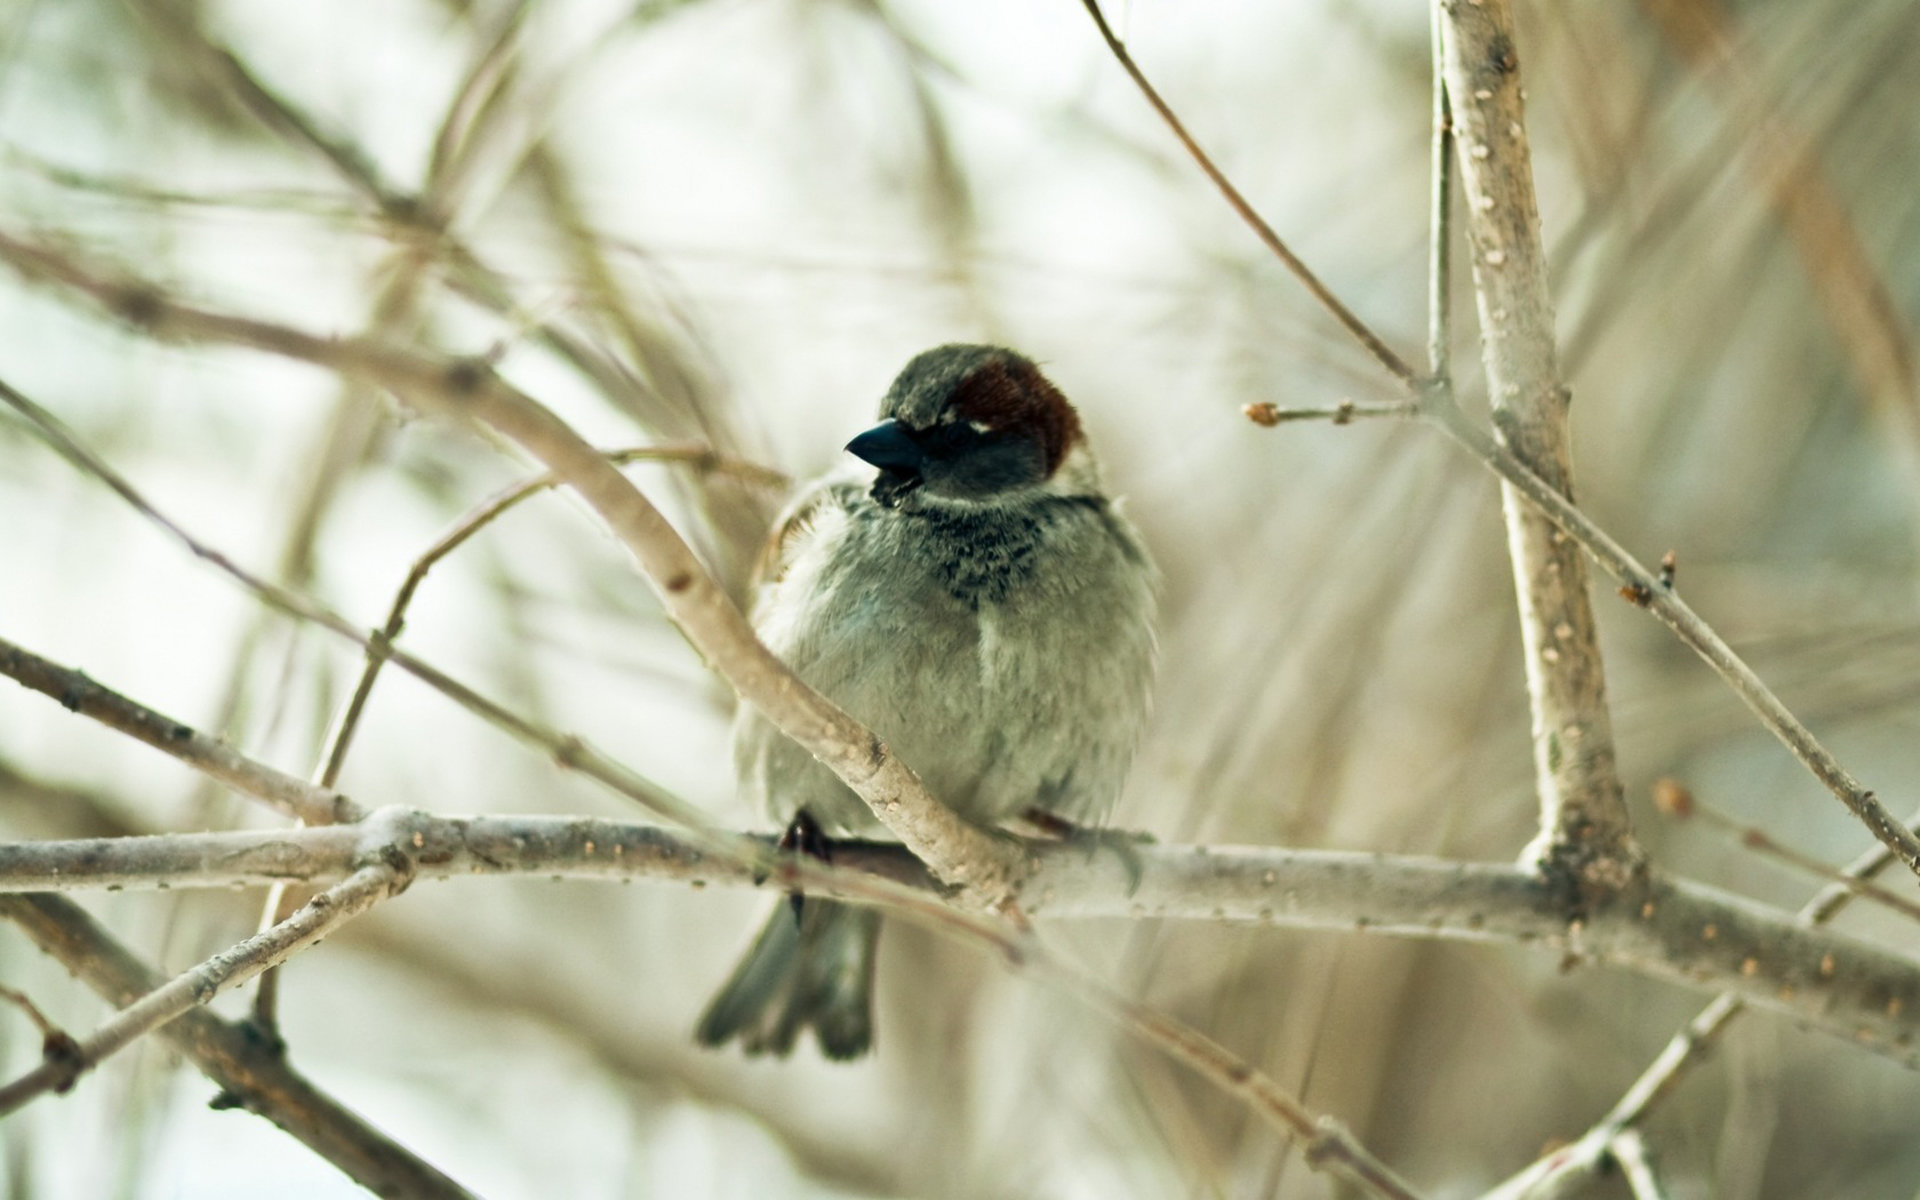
[1427,1,1454,381]
[248,444,783,1034]
[1609,1131,1672,1200]
[1242,400,1418,427]
[1425,393,1920,879]
[1103,0,1920,883]
[0,378,718,836]
[0,863,403,1116]
[1075,0,1418,383]
[1654,779,1920,922]
[0,893,475,1198]
[0,984,68,1044]
[317,443,783,788]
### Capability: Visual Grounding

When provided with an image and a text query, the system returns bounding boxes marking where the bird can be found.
[695,343,1157,1060]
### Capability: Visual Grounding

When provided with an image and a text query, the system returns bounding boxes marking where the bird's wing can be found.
[750,472,865,595]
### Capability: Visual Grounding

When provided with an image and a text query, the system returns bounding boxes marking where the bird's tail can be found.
[695,898,881,1060]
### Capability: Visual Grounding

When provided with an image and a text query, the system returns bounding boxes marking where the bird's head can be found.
[845,344,1097,510]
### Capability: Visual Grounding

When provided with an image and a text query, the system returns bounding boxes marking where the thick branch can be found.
[1436,0,1635,883]
[2,812,1915,1065]
[0,892,474,1198]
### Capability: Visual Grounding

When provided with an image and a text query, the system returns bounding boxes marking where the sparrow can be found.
[695,344,1157,1060]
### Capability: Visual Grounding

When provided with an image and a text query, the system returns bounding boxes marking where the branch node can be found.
[443,357,487,397]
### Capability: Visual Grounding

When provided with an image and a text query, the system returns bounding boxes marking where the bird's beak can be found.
[845,419,924,473]
[846,419,927,509]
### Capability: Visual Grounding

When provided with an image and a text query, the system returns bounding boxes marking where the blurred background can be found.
[2,0,1919,1196]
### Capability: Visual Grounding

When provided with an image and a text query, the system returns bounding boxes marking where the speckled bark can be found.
[1437,0,1639,892]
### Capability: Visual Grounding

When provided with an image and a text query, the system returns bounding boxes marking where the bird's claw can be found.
[1017,807,1154,895]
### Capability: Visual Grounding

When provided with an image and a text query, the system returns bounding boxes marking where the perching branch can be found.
[281,441,780,1035]
[2,812,1916,1065]
[0,261,1436,1190]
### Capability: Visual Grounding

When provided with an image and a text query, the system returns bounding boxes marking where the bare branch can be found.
[0,634,362,827]
[1654,779,1920,923]
[319,442,784,788]
[0,892,475,1198]
[4,811,1916,1065]
[1481,805,1920,1197]
[0,862,403,1115]
[0,379,722,837]
[1242,400,1418,427]
[1084,0,1920,884]
[1435,0,1637,884]
[1075,0,1418,383]
[1609,1131,1673,1200]
[1425,396,1920,879]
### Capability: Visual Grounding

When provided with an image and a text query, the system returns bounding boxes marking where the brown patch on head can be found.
[947,356,1083,477]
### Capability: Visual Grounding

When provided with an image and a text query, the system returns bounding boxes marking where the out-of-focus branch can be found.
[0,862,404,1114]
[0,892,476,1199]
[1637,0,1920,455]
[1435,0,1637,888]
[0,234,1024,905]
[0,381,717,836]
[3,812,1917,1065]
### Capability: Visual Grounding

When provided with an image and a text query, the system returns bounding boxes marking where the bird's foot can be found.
[776,808,833,922]
[1015,807,1154,895]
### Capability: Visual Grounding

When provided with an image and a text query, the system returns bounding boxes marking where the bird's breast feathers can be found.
[737,476,1155,828]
